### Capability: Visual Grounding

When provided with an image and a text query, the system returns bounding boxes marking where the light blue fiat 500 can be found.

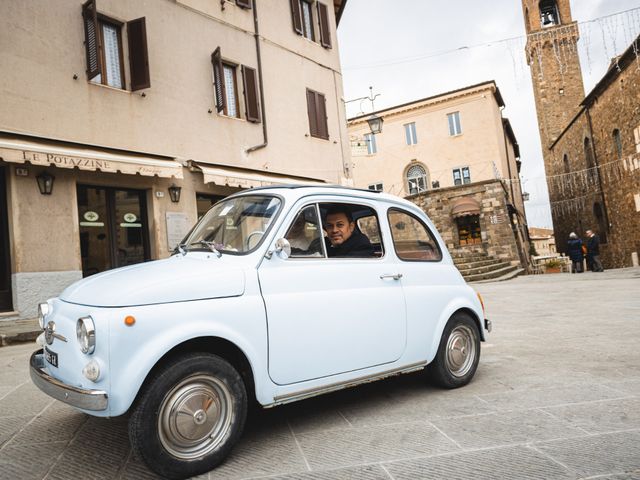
[31,186,490,479]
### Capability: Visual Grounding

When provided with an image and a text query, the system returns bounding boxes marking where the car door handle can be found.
[380,273,403,280]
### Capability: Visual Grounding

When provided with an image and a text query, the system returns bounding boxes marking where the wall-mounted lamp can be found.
[168,184,182,203]
[36,171,55,195]
[522,192,530,201]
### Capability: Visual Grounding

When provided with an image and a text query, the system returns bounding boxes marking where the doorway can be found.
[0,167,12,311]
[77,185,151,277]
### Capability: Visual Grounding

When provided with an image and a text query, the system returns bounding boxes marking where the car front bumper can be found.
[30,349,108,411]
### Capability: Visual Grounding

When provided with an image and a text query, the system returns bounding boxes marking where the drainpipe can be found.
[246,0,268,154]
[584,106,610,233]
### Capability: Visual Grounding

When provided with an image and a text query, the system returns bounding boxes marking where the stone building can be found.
[347,81,530,270]
[529,227,556,256]
[522,0,640,267]
[0,0,349,319]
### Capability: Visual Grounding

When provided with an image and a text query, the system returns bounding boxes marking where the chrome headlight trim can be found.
[76,316,96,355]
[38,303,50,330]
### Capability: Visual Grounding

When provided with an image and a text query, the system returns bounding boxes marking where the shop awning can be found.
[191,162,325,189]
[450,197,481,218]
[0,134,183,178]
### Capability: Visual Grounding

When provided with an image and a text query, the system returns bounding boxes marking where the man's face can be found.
[325,212,355,246]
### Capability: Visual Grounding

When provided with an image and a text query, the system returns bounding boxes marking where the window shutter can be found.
[315,93,328,139]
[306,89,318,136]
[290,0,303,35]
[127,18,150,91]
[236,0,252,9]
[241,65,261,123]
[82,0,101,79]
[211,47,226,113]
[317,2,332,48]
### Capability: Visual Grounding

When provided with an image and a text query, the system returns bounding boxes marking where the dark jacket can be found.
[566,238,583,261]
[586,234,600,255]
[325,229,375,258]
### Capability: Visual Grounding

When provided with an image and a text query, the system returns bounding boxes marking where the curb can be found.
[0,319,40,347]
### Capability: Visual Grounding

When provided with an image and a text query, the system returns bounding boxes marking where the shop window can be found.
[82,0,150,91]
[211,48,260,122]
[456,215,482,245]
[306,89,329,140]
[406,164,428,194]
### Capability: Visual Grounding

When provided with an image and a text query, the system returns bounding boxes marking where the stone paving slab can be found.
[384,445,575,480]
[0,268,638,479]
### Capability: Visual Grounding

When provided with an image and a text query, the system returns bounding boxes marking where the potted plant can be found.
[544,258,562,273]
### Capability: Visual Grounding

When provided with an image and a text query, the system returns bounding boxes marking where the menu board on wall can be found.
[166,212,190,251]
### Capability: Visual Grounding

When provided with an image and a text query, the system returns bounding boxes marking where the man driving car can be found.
[323,206,375,258]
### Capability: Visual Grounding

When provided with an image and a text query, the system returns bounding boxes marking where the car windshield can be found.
[183,195,282,254]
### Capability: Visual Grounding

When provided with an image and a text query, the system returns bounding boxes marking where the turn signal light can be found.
[476,292,485,316]
[124,316,136,326]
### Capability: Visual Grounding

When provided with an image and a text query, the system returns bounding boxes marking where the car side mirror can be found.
[273,238,291,259]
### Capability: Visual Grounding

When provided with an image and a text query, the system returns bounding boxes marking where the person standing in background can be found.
[585,229,604,272]
[566,232,584,273]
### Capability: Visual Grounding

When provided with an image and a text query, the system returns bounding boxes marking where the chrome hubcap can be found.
[158,374,234,460]
[445,325,477,378]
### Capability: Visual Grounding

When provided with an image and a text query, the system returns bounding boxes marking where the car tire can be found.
[129,353,247,480]
[427,312,480,389]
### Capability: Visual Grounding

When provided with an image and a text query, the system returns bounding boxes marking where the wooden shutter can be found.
[82,0,101,79]
[306,89,318,137]
[211,48,226,113]
[315,92,328,139]
[236,0,252,9]
[290,0,303,35]
[241,65,261,123]
[127,18,150,91]
[317,2,332,48]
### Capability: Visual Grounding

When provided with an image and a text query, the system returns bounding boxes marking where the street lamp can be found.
[346,86,383,135]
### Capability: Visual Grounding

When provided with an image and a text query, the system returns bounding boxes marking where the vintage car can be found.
[30,185,490,479]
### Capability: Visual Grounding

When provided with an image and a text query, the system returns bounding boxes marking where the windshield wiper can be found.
[176,243,187,256]
[196,240,223,258]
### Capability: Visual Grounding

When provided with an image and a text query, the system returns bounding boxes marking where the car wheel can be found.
[129,353,247,480]
[427,312,480,389]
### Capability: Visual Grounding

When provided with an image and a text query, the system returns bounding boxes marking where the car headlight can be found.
[76,316,96,354]
[38,303,50,330]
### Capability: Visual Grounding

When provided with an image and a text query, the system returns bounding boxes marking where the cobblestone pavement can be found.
[1,268,639,479]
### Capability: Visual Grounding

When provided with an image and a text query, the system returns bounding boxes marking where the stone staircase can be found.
[451,250,524,283]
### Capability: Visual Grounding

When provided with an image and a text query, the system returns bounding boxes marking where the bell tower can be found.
[522,0,585,152]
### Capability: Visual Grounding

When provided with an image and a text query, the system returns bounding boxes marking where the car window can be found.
[285,205,324,258]
[388,208,442,261]
[319,203,383,259]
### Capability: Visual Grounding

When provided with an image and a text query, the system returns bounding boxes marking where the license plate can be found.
[44,347,58,368]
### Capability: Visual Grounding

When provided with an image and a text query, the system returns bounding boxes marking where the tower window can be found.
[612,129,623,159]
[539,0,559,27]
[563,154,570,174]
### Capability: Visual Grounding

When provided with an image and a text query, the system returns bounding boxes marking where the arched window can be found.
[539,0,559,27]
[406,164,428,195]
[563,154,570,174]
[612,129,623,159]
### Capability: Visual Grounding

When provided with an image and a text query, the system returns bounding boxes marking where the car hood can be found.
[60,256,245,307]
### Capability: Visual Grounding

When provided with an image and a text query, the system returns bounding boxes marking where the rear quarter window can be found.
[388,208,442,262]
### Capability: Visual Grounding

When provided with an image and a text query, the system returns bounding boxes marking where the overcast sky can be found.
[337,0,640,228]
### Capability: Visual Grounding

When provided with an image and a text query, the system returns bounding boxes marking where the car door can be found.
[258,199,407,385]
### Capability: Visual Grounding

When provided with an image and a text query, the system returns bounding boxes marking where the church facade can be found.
[522,0,640,268]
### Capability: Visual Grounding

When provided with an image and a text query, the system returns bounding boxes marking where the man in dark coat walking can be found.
[585,229,604,272]
[566,232,584,273]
